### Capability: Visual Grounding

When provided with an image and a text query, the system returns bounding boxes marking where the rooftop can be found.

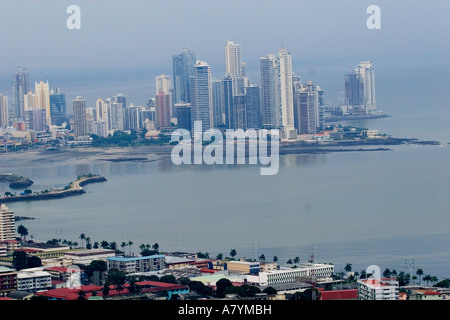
[107,254,165,262]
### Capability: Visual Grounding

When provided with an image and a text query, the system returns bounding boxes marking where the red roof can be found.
[200,268,217,274]
[424,291,441,295]
[45,267,68,273]
[0,297,12,300]
[320,289,358,300]
[38,281,188,300]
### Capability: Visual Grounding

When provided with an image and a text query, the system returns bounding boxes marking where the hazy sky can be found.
[0,0,448,73]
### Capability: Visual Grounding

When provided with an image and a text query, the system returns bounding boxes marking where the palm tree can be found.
[100,240,109,249]
[128,279,141,295]
[109,242,117,251]
[412,275,418,285]
[423,274,432,286]
[85,237,91,249]
[152,243,159,253]
[391,269,398,278]
[216,253,223,260]
[344,263,352,273]
[93,241,99,249]
[115,282,125,295]
[287,259,293,265]
[273,256,278,263]
[230,249,237,259]
[383,268,392,278]
[79,233,86,248]
[121,242,127,256]
[17,225,28,241]
[259,254,266,262]
[128,241,133,256]
[431,276,438,286]
[416,268,424,285]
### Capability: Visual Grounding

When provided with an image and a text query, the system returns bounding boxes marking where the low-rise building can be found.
[107,255,165,274]
[246,263,335,286]
[226,260,260,274]
[0,266,17,296]
[357,278,399,300]
[63,249,116,266]
[409,289,447,300]
[17,268,52,292]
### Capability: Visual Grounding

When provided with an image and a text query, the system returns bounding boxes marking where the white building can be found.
[355,61,376,113]
[17,268,52,292]
[278,47,296,140]
[357,278,399,300]
[0,204,15,242]
[225,41,245,78]
[246,263,334,286]
[63,249,116,266]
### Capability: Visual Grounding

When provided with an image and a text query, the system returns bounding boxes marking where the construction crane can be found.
[15,64,40,73]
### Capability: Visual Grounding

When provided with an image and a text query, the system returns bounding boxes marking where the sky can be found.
[0,0,449,105]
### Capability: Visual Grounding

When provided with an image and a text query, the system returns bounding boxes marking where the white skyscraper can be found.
[156,75,171,94]
[190,60,213,131]
[73,96,87,137]
[278,47,296,139]
[0,95,9,128]
[225,41,245,78]
[0,204,15,241]
[355,61,376,113]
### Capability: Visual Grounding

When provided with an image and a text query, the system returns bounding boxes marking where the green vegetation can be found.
[12,251,42,270]
[90,131,171,147]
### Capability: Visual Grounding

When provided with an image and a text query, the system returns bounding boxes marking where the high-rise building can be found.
[91,121,107,137]
[278,48,296,139]
[212,79,224,127]
[172,49,196,104]
[294,81,320,134]
[355,61,376,113]
[0,204,15,242]
[24,92,35,111]
[225,41,245,78]
[260,54,280,129]
[11,68,30,121]
[233,94,247,130]
[49,88,67,126]
[24,108,47,131]
[190,60,213,132]
[222,76,234,129]
[123,106,142,131]
[0,95,9,128]
[155,92,171,129]
[156,75,171,95]
[108,101,124,132]
[72,96,87,137]
[245,84,261,130]
[344,70,364,107]
[174,102,192,132]
[113,94,127,109]
[34,81,51,125]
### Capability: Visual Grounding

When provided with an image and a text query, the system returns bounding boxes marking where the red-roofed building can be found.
[38,280,189,300]
[318,289,358,300]
[409,289,447,300]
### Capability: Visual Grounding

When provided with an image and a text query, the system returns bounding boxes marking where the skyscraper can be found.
[245,84,261,130]
[73,96,87,137]
[212,79,224,127]
[0,95,9,128]
[24,108,47,131]
[222,76,234,129]
[278,48,296,139]
[233,94,247,130]
[155,92,171,128]
[225,41,245,78]
[35,81,51,125]
[0,204,15,242]
[260,54,280,129]
[344,70,364,107]
[11,67,30,121]
[355,61,376,113]
[172,49,196,104]
[294,81,320,134]
[190,60,213,132]
[156,75,171,95]
[174,102,192,132]
[49,87,67,125]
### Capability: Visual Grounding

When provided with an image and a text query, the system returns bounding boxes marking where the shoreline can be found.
[0,175,107,203]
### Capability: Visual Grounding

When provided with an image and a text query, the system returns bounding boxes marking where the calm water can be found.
[0,58,449,279]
